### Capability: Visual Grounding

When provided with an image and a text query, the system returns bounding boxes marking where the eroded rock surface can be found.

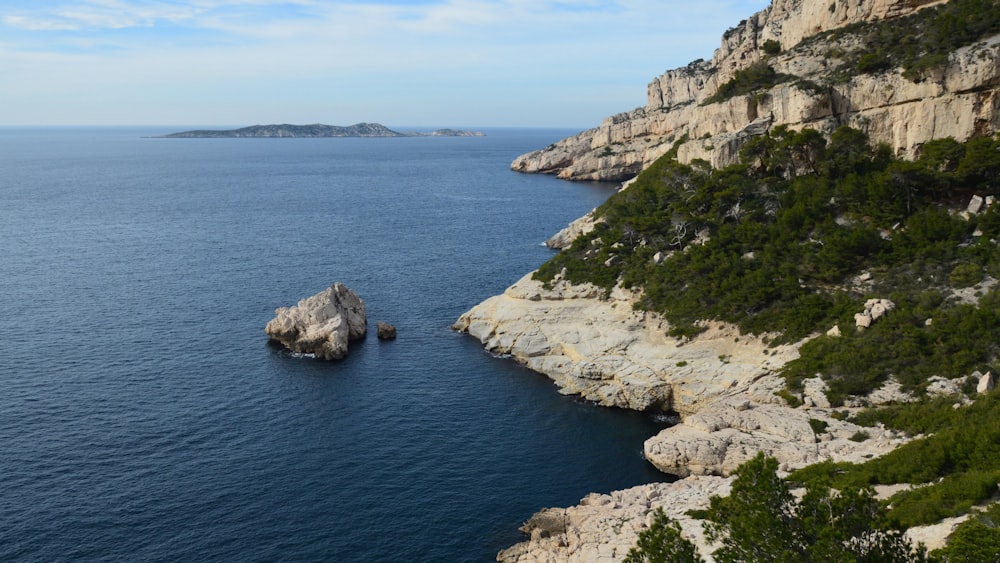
[643,389,909,477]
[453,272,799,414]
[265,283,367,360]
[498,477,733,563]
[512,0,1000,181]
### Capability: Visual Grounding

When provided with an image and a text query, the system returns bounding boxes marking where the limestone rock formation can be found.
[642,390,908,477]
[265,283,367,360]
[474,1,997,557]
[497,478,733,563]
[376,321,397,340]
[977,370,997,394]
[453,272,800,414]
[512,0,1000,181]
[854,298,895,330]
[545,209,603,249]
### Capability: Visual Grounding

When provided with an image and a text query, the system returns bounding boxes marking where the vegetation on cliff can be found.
[821,0,1000,82]
[627,453,930,562]
[534,127,1000,403]
[555,125,1000,559]
[790,391,1000,531]
[630,433,1000,561]
[701,0,1000,106]
[701,62,794,105]
[523,2,1000,560]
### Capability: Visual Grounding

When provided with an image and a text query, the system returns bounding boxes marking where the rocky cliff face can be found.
[453,273,799,414]
[512,0,999,181]
[470,1,995,559]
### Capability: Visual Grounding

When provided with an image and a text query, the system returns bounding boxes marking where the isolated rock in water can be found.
[265,283,367,360]
[376,321,397,340]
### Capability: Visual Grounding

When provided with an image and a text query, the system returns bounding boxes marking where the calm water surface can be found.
[0,127,672,561]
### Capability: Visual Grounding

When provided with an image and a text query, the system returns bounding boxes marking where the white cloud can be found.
[2,15,81,31]
[0,0,772,126]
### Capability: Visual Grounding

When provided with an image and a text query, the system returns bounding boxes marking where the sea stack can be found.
[265,283,367,360]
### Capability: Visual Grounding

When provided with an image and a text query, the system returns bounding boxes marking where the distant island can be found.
[158,123,485,138]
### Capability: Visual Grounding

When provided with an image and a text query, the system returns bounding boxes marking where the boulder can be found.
[977,371,996,394]
[855,298,895,330]
[265,283,367,360]
[520,507,568,540]
[643,389,910,477]
[968,195,986,214]
[376,321,397,340]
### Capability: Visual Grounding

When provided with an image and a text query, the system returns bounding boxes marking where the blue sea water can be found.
[0,127,673,562]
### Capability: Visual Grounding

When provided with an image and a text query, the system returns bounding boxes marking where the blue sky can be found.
[0,0,770,127]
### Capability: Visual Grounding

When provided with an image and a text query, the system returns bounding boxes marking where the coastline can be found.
[453,0,1000,556]
[453,222,959,560]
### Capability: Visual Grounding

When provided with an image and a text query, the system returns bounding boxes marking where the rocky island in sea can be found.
[265,283,367,360]
[455,0,1000,560]
[159,122,484,138]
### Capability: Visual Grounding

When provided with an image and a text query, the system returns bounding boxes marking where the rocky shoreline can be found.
[455,0,1000,558]
[453,264,950,560]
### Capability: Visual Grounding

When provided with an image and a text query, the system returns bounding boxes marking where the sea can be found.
[0,127,674,562]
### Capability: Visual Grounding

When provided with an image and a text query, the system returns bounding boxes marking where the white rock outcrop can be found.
[977,371,997,394]
[453,273,799,414]
[643,389,907,477]
[500,391,911,561]
[265,283,367,360]
[498,477,734,563]
[546,210,604,249]
[474,1,995,558]
[854,298,895,330]
[512,0,1000,181]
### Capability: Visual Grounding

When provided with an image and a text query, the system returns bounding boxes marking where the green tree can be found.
[701,453,930,562]
[624,508,704,563]
[704,453,804,562]
[934,503,1000,562]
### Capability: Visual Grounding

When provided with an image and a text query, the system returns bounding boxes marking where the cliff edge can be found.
[457,0,1000,559]
[512,0,1000,181]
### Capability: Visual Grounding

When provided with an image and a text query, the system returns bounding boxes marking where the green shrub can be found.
[535,128,1000,368]
[808,418,829,435]
[699,454,928,562]
[949,263,983,288]
[702,62,794,105]
[624,508,704,563]
[856,52,893,73]
[933,502,1000,562]
[790,392,1000,528]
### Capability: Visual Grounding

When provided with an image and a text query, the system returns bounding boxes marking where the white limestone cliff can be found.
[467,0,994,558]
[512,0,1000,181]
[452,272,800,414]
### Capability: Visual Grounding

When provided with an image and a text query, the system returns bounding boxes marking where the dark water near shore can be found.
[0,127,672,562]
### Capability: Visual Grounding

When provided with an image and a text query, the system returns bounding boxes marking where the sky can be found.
[0,0,771,128]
